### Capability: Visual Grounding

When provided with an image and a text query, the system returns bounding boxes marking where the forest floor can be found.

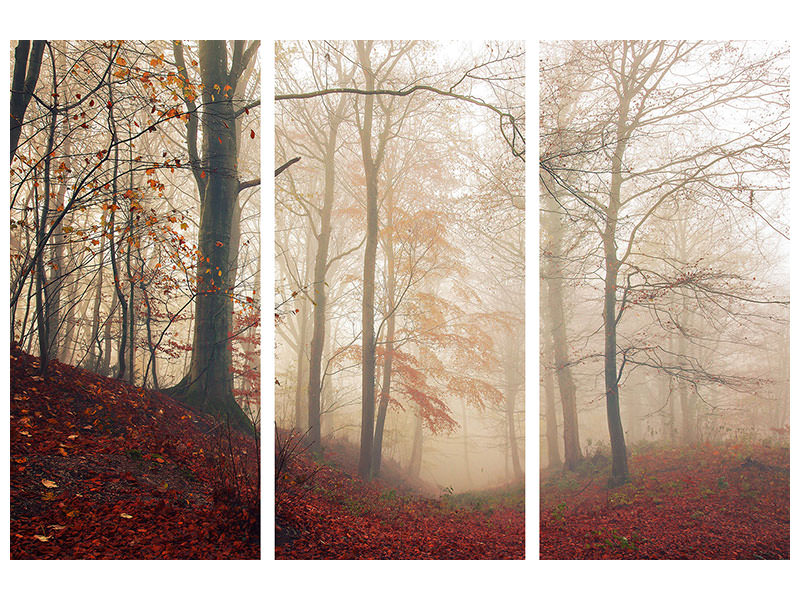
[10,346,259,559]
[275,430,525,559]
[540,442,789,559]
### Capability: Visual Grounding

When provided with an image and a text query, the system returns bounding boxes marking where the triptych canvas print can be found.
[8,39,789,566]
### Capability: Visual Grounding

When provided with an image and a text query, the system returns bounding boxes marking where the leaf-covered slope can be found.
[540,443,789,559]
[276,432,524,560]
[10,346,259,559]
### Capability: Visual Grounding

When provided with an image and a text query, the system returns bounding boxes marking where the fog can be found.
[275,40,525,492]
[539,41,789,478]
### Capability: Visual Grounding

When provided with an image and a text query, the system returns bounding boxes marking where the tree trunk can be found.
[107,74,128,382]
[604,126,630,487]
[542,195,582,470]
[676,221,695,444]
[461,397,474,487]
[140,278,159,390]
[371,204,397,478]
[34,47,58,374]
[542,333,561,469]
[503,342,524,481]
[180,41,249,428]
[294,296,309,431]
[87,211,107,372]
[407,407,423,478]
[10,40,45,162]
[307,128,340,454]
[101,291,118,377]
[356,41,380,480]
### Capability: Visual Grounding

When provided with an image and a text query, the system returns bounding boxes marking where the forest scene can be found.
[274,40,525,559]
[10,40,261,559]
[539,40,789,559]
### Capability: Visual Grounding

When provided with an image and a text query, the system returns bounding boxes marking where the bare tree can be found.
[541,40,789,485]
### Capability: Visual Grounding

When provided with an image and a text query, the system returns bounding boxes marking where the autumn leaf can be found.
[250,129,255,139]
[33,535,51,542]
[120,513,134,519]
[41,479,58,488]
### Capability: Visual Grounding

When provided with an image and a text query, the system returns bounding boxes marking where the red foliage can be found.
[10,345,259,559]
[540,444,789,559]
[275,434,524,560]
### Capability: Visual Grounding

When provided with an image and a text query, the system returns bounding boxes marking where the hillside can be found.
[275,430,524,559]
[10,346,259,559]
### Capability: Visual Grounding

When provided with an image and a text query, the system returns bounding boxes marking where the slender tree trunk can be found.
[407,407,423,478]
[604,124,630,486]
[34,46,58,374]
[88,213,107,372]
[48,41,70,363]
[356,41,380,480]
[34,165,49,373]
[107,73,128,382]
[676,221,695,444]
[503,342,524,481]
[101,291,118,377]
[140,280,159,390]
[371,206,396,478]
[307,128,340,453]
[18,267,35,350]
[294,297,309,431]
[542,195,582,469]
[461,396,474,487]
[542,333,561,469]
[126,142,136,384]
